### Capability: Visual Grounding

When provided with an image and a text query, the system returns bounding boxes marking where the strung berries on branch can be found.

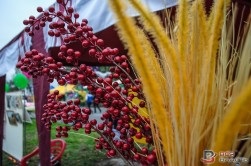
[16,0,157,165]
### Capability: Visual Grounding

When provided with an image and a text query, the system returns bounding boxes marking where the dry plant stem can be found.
[86,77,105,89]
[109,0,173,165]
[133,28,167,165]
[113,0,179,164]
[207,0,231,100]
[177,0,190,110]
[188,1,211,164]
[110,0,251,165]
[124,2,182,155]
[61,0,70,16]
[213,80,251,163]
[147,102,165,166]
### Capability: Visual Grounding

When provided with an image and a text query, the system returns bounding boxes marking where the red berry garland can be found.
[17,1,157,165]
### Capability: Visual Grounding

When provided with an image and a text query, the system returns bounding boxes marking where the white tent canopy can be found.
[0,0,177,77]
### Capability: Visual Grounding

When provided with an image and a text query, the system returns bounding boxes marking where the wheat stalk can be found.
[109,0,251,165]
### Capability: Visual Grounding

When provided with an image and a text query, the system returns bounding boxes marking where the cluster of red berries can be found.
[16,49,66,83]
[17,1,157,165]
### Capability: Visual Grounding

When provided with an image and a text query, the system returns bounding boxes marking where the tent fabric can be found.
[0,76,6,166]
[44,0,178,50]
[33,76,51,166]
[48,25,128,66]
[0,40,19,77]
[0,33,31,77]
[72,0,177,32]
[31,26,51,166]
[0,0,178,76]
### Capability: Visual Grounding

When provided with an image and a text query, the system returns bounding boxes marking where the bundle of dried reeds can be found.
[109,0,251,165]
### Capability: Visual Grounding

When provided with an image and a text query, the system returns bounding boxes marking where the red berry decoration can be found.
[147,154,157,164]
[16,1,155,165]
[37,7,43,12]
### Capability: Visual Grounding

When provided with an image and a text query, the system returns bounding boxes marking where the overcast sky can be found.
[0,0,55,49]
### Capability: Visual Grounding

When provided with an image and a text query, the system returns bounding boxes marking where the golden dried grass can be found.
[109,0,251,165]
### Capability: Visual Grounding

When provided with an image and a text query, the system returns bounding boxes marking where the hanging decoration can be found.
[13,73,29,90]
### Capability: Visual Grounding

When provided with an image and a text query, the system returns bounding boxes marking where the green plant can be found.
[3,120,106,165]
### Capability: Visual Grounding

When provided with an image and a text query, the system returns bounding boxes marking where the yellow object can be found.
[128,90,148,144]
[50,85,75,95]
[109,0,250,165]
[50,85,86,103]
